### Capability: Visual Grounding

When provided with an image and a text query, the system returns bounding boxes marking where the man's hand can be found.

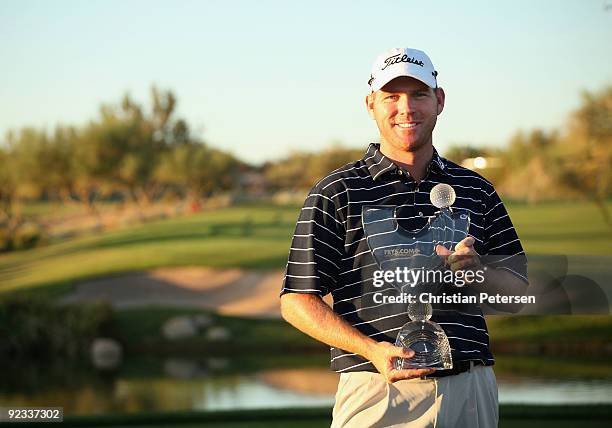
[434,237,529,312]
[436,236,482,272]
[281,294,435,383]
[365,341,435,383]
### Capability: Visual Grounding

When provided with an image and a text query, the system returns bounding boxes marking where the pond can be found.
[2,355,612,416]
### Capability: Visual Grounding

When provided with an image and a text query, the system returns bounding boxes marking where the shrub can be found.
[12,221,47,250]
[0,225,10,252]
[0,295,115,361]
[0,221,48,252]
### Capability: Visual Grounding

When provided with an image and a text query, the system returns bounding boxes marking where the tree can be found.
[0,144,19,224]
[308,144,363,186]
[264,143,363,191]
[264,151,313,191]
[155,143,239,202]
[1,126,80,233]
[49,126,80,204]
[551,86,612,224]
[8,127,51,199]
[443,145,486,164]
[9,126,79,203]
[74,87,184,210]
[494,130,569,203]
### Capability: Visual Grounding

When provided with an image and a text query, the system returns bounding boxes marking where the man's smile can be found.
[394,122,420,129]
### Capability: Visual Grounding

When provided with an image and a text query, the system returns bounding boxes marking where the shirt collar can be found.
[363,143,448,181]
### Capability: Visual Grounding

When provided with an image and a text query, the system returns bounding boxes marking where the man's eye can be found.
[384,95,398,101]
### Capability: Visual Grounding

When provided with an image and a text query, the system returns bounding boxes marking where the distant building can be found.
[460,156,503,171]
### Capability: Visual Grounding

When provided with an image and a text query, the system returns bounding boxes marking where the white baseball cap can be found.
[368,47,438,91]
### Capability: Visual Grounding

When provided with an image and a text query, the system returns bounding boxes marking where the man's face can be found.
[366,76,445,153]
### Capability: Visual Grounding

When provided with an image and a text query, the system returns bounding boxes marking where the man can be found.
[280,48,528,427]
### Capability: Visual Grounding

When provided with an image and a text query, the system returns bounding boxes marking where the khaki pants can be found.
[331,365,498,428]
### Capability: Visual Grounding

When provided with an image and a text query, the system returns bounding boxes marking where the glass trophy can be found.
[362,183,470,370]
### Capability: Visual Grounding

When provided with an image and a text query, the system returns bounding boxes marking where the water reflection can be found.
[198,377,334,410]
[498,378,612,404]
[2,355,612,416]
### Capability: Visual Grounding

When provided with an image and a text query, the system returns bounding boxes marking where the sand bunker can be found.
[59,267,285,318]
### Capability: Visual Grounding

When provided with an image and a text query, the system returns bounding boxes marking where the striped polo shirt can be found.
[281,143,527,373]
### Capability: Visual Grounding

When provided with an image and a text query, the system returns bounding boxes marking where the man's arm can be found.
[280,293,435,383]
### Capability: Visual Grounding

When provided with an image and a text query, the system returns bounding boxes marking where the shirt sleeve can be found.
[482,188,528,283]
[280,186,345,297]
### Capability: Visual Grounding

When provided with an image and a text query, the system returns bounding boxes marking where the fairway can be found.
[0,204,298,296]
[506,201,612,255]
[0,201,610,297]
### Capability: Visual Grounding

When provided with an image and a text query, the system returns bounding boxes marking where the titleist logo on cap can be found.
[381,53,424,71]
[369,48,437,90]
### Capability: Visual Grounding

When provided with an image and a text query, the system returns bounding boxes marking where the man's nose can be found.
[396,95,415,115]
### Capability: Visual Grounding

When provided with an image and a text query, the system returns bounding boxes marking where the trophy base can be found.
[394,320,453,370]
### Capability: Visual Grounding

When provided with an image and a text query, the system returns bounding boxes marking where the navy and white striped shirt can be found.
[281,143,527,373]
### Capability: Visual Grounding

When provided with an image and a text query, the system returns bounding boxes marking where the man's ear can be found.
[435,87,446,115]
[365,93,375,119]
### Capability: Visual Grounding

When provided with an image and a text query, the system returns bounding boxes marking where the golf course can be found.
[1,200,611,426]
[2,200,611,296]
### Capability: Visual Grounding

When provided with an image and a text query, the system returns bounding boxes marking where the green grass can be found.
[112,307,327,357]
[487,315,612,362]
[487,315,612,343]
[505,200,612,255]
[111,308,612,364]
[0,204,299,296]
[0,201,610,297]
[493,353,612,380]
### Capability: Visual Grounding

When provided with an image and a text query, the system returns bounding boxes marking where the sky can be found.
[1,0,611,164]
